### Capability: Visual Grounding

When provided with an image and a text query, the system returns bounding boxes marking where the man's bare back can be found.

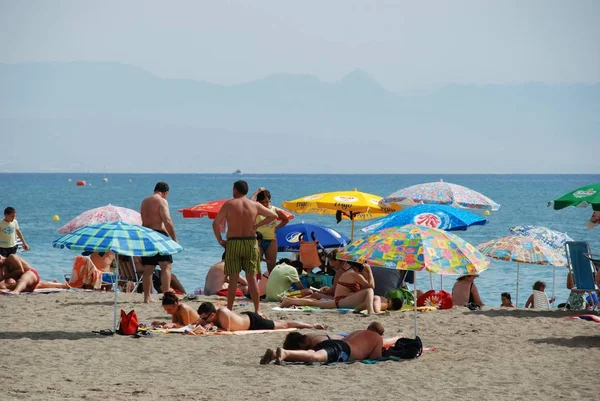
[212,307,250,331]
[222,197,262,239]
[141,194,169,233]
[343,330,383,360]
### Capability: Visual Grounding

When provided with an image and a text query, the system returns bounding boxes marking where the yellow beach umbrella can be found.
[281,189,401,241]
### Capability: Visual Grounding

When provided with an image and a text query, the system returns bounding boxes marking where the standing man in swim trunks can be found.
[140,182,178,303]
[213,180,278,313]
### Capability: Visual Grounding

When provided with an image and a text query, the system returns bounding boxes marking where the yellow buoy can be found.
[103,177,108,182]
[53,215,60,221]
[484,210,490,216]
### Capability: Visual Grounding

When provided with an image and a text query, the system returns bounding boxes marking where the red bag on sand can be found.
[117,310,138,335]
[417,290,453,309]
[215,288,243,297]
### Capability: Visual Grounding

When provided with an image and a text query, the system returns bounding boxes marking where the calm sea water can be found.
[1,173,598,307]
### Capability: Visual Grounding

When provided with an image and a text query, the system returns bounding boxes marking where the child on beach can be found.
[525,281,555,309]
[0,207,29,257]
[500,292,514,308]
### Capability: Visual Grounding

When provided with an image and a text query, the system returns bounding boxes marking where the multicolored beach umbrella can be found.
[362,204,488,233]
[53,221,183,333]
[58,204,142,234]
[477,236,566,307]
[53,221,182,256]
[337,224,489,336]
[276,223,349,252]
[282,189,400,241]
[338,224,489,275]
[550,183,600,211]
[380,180,500,211]
[508,226,573,253]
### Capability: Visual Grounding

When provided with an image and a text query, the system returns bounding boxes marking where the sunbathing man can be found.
[196,302,325,332]
[260,326,384,365]
[152,292,200,328]
[280,322,402,352]
[0,254,69,294]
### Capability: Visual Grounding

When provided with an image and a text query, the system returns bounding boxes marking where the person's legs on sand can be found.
[265,240,278,273]
[9,270,37,294]
[273,320,327,330]
[246,271,260,313]
[276,347,328,364]
[159,262,172,293]
[142,265,155,303]
[226,272,240,310]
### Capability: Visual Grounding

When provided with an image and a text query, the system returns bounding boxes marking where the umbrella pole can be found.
[429,273,434,290]
[440,275,443,291]
[414,272,418,338]
[552,265,556,309]
[516,262,520,308]
[350,217,355,242]
[113,255,120,332]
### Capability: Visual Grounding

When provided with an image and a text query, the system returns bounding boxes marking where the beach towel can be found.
[271,306,355,314]
[68,256,103,289]
[215,288,244,297]
[417,290,453,310]
[140,325,297,335]
[282,348,436,366]
[564,314,600,323]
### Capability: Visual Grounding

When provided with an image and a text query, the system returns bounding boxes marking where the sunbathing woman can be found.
[281,260,386,315]
[0,254,69,294]
[152,292,200,328]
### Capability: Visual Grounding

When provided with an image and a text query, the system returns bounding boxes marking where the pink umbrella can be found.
[58,204,142,234]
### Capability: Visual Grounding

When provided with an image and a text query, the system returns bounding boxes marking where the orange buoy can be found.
[76,180,86,186]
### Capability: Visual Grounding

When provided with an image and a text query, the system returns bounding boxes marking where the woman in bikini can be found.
[251,188,289,273]
[452,274,484,308]
[280,257,387,315]
[0,254,69,294]
[152,292,200,328]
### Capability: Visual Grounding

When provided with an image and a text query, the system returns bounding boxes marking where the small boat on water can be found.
[233,169,242,175]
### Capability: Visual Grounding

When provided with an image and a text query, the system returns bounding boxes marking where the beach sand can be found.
[0,291,598,401]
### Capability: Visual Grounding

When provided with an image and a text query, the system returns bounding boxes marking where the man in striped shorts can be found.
[213,181,277,313]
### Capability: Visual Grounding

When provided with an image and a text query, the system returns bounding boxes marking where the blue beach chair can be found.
[564,241,598,310]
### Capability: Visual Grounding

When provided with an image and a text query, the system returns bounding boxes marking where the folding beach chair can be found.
[299,232,324,270]
[564,241,598,310]
[116,256,142,293]
[532,290,551,310]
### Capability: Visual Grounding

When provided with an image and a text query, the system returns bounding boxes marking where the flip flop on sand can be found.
[260,348,276,365]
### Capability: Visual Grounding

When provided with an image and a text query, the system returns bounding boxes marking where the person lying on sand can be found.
[260,326,384,365]
[151,292,200,329]
[196,302,326,332]
[281,322,402,351]
[0,254,69,294]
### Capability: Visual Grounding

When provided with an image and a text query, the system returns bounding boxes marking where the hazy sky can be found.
[1,0,599,90]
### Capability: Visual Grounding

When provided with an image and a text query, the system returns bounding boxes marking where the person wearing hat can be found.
[452,274,484,308]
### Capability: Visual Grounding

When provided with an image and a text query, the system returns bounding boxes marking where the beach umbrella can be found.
[53,221,183,332]
[477,236,566,307]
[362,204,488,233]
[550,182,600,211]
[276,223,349,252]
[58,204,142,234]
[379,180,500,211]
[337,224,490,336]
[282,189,400,241]
[179,199,294,232]
[508,226,573,254]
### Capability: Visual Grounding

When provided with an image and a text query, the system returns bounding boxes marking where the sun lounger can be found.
[564,241,598,310]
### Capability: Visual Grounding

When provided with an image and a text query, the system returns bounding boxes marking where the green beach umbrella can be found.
[550,183,600,211]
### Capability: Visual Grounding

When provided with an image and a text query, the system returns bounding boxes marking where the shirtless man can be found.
[0,255,68,294]
[140,182,178,303]
[281,322,402,352]
[260,327,384,365]
[196,302,325,332]
[203,253,248,296]
[213,180,277,313]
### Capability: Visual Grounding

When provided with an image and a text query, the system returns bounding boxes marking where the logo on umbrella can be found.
[334,196,358,203]
[414,213,442,229]
[303,195,323,201]
[325,228,342,238]
[285,232,302,243]
[574,189,597,198]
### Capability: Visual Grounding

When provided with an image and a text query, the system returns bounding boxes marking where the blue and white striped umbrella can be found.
[53,221,182,332]
[52,221,182,256]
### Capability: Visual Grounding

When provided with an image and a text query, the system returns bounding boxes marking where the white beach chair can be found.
[532,290,551,310]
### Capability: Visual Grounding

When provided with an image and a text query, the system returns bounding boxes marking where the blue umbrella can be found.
[276,223,349,252]
[53,221,183,331]
[361,204,488,234]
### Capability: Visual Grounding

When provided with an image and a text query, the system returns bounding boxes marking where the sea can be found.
[1,173,598,307]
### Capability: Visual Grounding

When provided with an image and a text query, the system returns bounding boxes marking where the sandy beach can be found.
[0,291,598,401]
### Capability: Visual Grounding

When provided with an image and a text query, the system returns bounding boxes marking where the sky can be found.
[1,0,599,91]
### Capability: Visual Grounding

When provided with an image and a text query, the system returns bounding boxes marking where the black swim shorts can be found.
[140,229,174,266]
[241,312,275,330]
[312,340,351,363]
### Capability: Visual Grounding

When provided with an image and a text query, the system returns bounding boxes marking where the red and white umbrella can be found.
[58,204,142,234]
